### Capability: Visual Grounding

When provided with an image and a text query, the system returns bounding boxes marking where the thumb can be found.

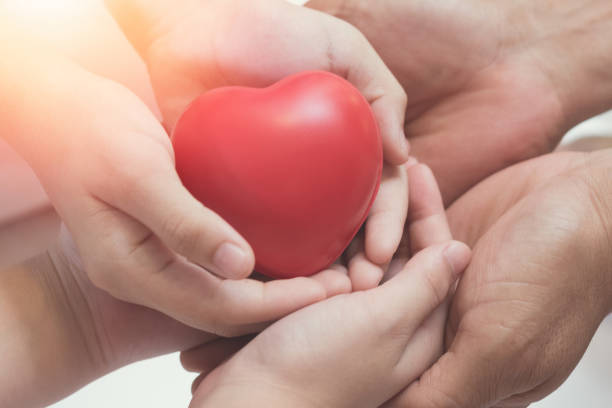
[384,330,502,408]
[371,241,470,335]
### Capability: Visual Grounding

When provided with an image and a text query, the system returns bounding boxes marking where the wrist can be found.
[503,0,612,129]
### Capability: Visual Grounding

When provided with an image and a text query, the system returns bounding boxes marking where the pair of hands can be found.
[39,160,469,408]
[183,149,612,408]
[1,0,409,336]
[5,0,590,336]
[4,0,612,406]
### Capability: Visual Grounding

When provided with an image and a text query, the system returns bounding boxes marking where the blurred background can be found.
[0,0,610,406]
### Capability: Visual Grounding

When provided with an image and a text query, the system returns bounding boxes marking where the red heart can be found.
[172,71,382,279]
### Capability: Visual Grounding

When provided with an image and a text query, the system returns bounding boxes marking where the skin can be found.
[0,222,353,408]
[3,1,612,407]
[184,163,472,408]
[0,0,409,336]
[308,0,612,205]
[183,151,612,408]
[107,0,412,267]
[386,150,612,408]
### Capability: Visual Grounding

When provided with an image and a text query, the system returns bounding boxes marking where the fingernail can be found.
[213,242,251,279]
[443,242,470,276]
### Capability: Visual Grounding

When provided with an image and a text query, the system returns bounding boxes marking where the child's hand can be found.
[182,163,471,408]
[0,223,257,407]
[0,24,351,336]
[109,0,411,268]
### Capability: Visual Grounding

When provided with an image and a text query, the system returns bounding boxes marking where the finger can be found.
[348,252,385,291]
[72,198,345,336]
[99,158,256,280]
[308,265,352,297]
[181,336,253,374]
[365,164,409,265]
[393,301,448,382]
[323,16,409,164]
[370,241,470,335]
[191,373,206,396]
[407,164,452,253]
[384,326,501,408]
[22,48,256,281]
[151,2,409,164]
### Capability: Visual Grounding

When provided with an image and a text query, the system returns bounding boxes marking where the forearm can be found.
[0,255,103,408]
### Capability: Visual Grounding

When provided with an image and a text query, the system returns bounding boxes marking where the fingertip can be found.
[383,136,411,166]
[348,253,385,291]
[211,242,255,280]
[310,267,352,297]
[180,351,197,373]
[365,211,403,266]
[364,232,396,266]
[442,241,471,277]
[289,276,329,304]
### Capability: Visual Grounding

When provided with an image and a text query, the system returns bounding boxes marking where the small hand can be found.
[132,0,411,267]
[182,163,471,408]
[1,25,350,337]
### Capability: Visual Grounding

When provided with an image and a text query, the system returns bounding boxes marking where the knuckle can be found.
[163,215,210,258]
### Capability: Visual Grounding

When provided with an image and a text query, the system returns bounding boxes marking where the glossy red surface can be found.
[172,71,382,278]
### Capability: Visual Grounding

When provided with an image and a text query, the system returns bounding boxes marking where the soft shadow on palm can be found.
[407,62,564,204]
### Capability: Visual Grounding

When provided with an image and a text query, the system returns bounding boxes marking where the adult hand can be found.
[387,150,612,407]
[308,0,612,204]
[107,0,411,267]
[181,163,471,408]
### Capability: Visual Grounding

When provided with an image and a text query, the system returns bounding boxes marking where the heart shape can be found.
[172,71,382,279]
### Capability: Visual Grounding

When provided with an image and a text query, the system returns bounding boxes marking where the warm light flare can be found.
[2,0,93,18]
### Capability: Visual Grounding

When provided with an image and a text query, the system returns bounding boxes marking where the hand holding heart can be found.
[182,163,471,408]
[2,0,410,338]
[172,72,383,279]
[139,0,411,273]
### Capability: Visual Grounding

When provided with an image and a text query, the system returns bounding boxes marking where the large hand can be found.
[387,150,612,407]
[181,163,471,408]
[107,0,411,267]
[0,12,350,337]
[308,0,612,204]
